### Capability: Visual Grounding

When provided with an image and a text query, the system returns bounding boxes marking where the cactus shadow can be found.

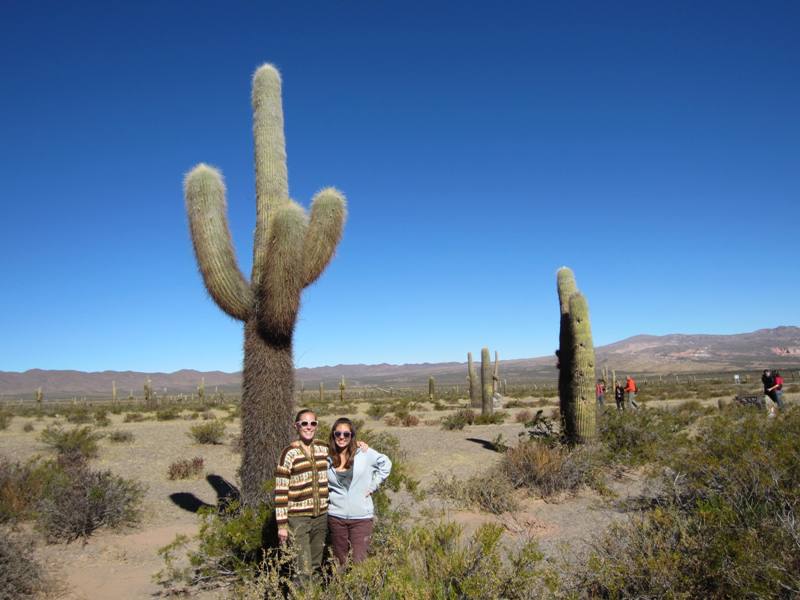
[168,473,240,514]
[465,437,499,451]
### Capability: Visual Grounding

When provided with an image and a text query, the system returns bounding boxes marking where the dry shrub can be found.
[515,409,534,423]
[383,415,401,426]
[22,422,35,432]
[188,420,226,444]
[0,527,47,598]
[156,407,181,421]
[440,409,475,430]
[0,411,12,430]
[0,459,52,522]
[430,471,519,514]
[107,430,134,443]
[37,456,145,542]
[474,411,507,425]
[501,440,600,498]
[123,412,148,423]
[167,457,205,480]
[401,414,420,427]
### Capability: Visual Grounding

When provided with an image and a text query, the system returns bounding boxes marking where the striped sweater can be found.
[274,440,329,526]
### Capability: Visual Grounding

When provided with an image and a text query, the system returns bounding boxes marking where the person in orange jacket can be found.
[624,376,639,409]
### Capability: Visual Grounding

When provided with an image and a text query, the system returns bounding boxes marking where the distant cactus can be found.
[467,352,480,408]
[556,267,597,443]
[112,380,117,403]
[184,65,346,505]
[144,378,154,407]
[428,376,435,401]
[481,347,493,415]
[197,377,205,402]
[35,387,43,405]
[492,351,500,394]
[319,382,324,404]
[339,376,346,402]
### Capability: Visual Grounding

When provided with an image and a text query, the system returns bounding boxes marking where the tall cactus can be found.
[568,293,597,441]
[556,267,597,443]
[428,376,435,401]
[184,64,346,505]
[492,351,500,394]
[481,347,493,415]
[467,352,480,408]
[339,376,346,402]
[556,267,577,438]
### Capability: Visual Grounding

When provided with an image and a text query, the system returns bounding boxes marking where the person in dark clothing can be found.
[614,383,625,411]
[762,369,783,412]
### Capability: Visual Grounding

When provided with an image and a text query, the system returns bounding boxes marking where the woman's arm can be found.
[366,450,392,494]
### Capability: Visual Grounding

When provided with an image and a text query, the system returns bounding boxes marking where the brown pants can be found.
[327,515,374,565]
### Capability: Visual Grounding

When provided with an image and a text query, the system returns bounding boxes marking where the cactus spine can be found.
[467,352,480,408]
[480,347,493,415]
[556,267,597,443]
[428,376,435,401]
[184,64,346,505]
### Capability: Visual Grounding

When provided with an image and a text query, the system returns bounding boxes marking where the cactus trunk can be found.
[568,293,597,442]
[428,376,435,401]
[481,347,493,415]
[557,267,577,439]
[468,352,480,408]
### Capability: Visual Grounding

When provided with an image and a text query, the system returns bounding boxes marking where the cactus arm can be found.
[302,188,347,286]
[556,267,577,316]
[251,64,290,287]
[256,201,308,339]
[185,164,253,321]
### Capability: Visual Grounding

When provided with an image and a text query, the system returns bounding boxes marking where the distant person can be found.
[614,383,625,411]
[624,376,639,409]
[762,369,784,413]
[774,371,785,409]
[327,417,392,567]
[595,379,606,406]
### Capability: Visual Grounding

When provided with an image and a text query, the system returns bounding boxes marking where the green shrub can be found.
[40,425,102,459]
[22,422,35,433]
[188,421,226,444]
[0,528,47,598]
[167,457,204,480]
[36,457,145,542]
[430,472,519,513]
[65,407,93,424]
[0,411,12,430]
[123,412,148,423]
[571,408,800,598]
[440,409,475,430]
[107,430,134,443]
[0,459,56,523]
[366,403,392,420]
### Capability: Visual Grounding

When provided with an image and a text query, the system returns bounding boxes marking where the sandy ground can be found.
[2,395,789,599]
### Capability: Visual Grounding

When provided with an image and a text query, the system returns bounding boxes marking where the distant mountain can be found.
[1,327,798,399]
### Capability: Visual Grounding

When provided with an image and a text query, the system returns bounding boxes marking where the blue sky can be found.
[1,1,798,372]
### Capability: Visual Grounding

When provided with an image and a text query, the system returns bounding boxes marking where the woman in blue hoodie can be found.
[326,417,392,566]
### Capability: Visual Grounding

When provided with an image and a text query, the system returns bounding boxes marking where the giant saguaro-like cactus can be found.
[467,352,480,408]
[184,64,346,505]
[481,347,493,415]
[556,267,596,443]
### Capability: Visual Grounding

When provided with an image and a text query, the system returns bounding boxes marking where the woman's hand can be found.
[357,440,369,451]
[278,527,289,544]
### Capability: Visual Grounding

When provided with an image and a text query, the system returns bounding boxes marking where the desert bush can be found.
[167,457,205,480]
[123,412,148,423]
[569,407,800,598]
[366,402,392,420]
[474,411,507,425]
[201,410,216,420]
[432,400,447,411]
[65,407,92,424]
[107,430,134,443]
[440,408,475,430]
[40,425,102,459]
[36,457,145,542]
[515,409,533,423]
[22,422,35,432]
[430,471,519,514]
[383,415,400,426]
[0,411,12,430]
[400,413,419,427]
[500,440,601,498]
[0,527,47,598]
[0,459,56,523]
[156,407,181,421]
[93,409,111,427]
[188,420,226,444]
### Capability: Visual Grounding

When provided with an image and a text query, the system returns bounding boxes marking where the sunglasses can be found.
[296,420,318,428]
[333,431,352,439]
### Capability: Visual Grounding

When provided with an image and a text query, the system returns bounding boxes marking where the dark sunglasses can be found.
[333,431,352,439]
[296,420,318,428]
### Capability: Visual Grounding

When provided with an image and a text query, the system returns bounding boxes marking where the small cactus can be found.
[35,387,43,405]
[492,351,500,394]
[428,376,435,401]
[481,347,493,415]
[339,376,346,402]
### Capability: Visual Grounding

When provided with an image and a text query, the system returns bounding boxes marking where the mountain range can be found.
[1,326,798,399]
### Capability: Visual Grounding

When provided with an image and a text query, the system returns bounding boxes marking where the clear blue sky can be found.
[1,1,798,372]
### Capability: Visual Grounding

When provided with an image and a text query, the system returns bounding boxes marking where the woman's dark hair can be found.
[328,417,357,469]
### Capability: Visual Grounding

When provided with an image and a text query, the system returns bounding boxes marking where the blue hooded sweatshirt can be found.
[327,447,392,520]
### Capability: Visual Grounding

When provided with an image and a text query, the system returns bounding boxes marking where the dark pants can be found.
[288,514,327,583]
[328,515,374,565]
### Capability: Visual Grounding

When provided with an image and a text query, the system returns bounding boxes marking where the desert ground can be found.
[1,385,796,599]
